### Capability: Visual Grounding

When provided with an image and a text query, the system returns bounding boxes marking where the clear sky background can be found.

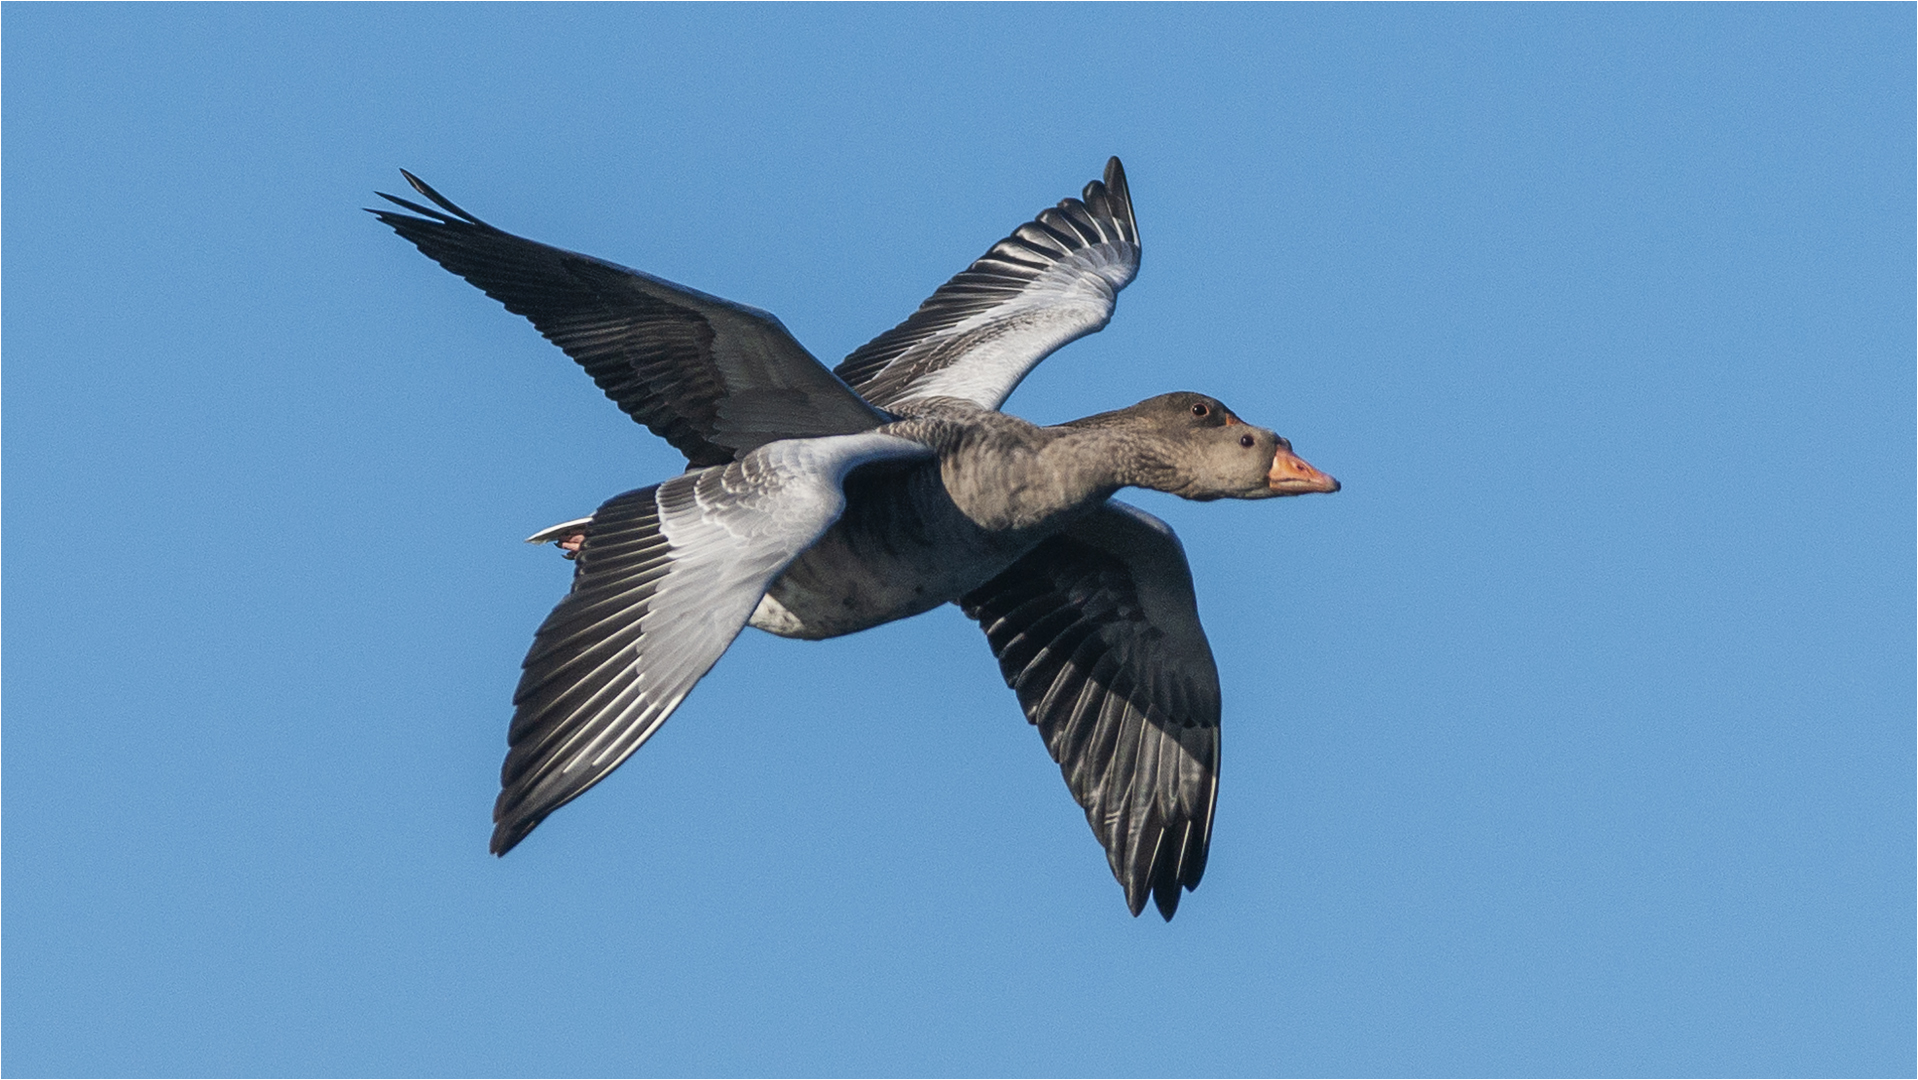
[5,6,1912,1077]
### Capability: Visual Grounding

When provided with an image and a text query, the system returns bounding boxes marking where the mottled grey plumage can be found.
[373,159,1337,920]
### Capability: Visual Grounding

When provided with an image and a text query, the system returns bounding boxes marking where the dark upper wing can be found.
[834,157,1141,412]
[959,500,1220,920]
[372,171,887,467]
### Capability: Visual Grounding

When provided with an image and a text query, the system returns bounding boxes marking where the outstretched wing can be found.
[959,500,1220,920]
[834,157,1141,412]
[372,172,887,467]
[494,432,934,854]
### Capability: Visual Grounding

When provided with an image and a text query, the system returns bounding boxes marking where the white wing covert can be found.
[493,431,934,854]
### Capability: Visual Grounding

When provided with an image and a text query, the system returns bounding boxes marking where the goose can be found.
[373,158,1338,920]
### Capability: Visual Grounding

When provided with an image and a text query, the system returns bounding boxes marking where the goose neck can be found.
[1041,424,1177,502]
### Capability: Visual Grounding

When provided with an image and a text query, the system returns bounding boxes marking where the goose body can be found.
[374,159,1338,919]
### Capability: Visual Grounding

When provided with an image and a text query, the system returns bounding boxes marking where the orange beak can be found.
[1268,448,1340,495]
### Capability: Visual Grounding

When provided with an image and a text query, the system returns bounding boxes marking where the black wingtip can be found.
[1103,157,1129,205]
[372,189,448,221]
[390,169,493,229]
[1153,877,1182,921]
[1125,870,1153,917]
[1090,157,1136,245]
[490,805,539,856]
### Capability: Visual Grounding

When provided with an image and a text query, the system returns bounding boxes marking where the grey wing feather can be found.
[958,499,1220,920]
[372,172,887,466]
[525,517,592,546]
[494,432,934,854]
[834,158,1141,412]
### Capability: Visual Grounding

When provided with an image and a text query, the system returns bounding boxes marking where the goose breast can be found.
[748,457,1057,640]
[748,406,1098,639]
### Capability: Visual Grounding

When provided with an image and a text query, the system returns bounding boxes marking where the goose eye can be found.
[1239,433,1255,448]
[1191,403,1210,418]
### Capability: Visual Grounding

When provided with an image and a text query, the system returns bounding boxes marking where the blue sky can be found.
[5,5,1911,1076]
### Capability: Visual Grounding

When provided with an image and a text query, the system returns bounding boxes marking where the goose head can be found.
[1065,391,1340,501]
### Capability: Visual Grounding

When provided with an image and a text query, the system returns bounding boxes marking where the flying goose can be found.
[373,159,1338,919]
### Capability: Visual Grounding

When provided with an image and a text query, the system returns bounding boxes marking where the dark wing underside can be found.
[833,157,1141,412]
[372,172,886,466]
[959,501,1221,920]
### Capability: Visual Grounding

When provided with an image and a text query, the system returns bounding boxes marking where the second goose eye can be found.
[1191,403,1210,418]
[1239,433,1256,448]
